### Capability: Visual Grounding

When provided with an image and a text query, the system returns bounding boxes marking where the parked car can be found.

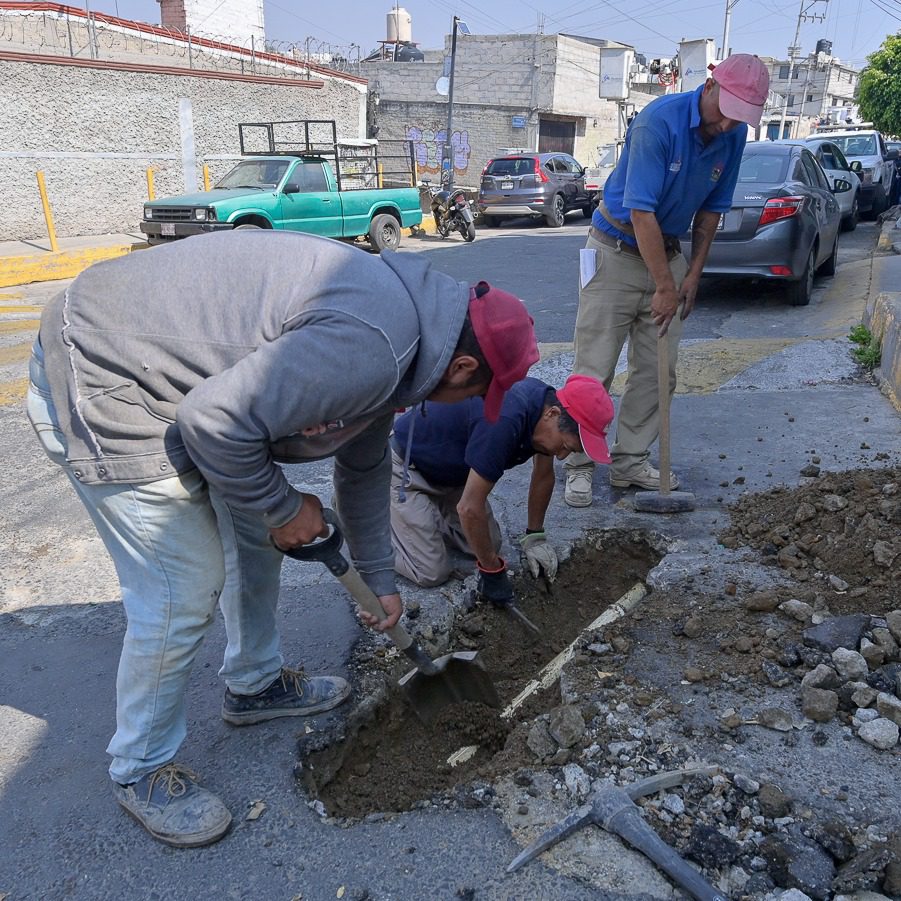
[887,140,901,205]
[806,128,897,217]
[783,138,861,230]
[477,152,592,228]
[683,142,846,306]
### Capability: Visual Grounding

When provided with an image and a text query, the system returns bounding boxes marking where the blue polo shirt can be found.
[593,85,747,246]
[391,378,549,488]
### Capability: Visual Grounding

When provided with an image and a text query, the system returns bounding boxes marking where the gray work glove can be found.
[519,531,558,582]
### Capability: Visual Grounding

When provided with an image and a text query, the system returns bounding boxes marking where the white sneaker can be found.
[609,463,679,490]
[564,470,594,507]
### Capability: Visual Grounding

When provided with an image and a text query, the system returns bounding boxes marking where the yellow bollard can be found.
[36,171,59,253]
[202,164,211,192]
[146,168,155,201]
[378,162,383,190]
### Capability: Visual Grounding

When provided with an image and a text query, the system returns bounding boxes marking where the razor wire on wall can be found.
[0,7,362,78]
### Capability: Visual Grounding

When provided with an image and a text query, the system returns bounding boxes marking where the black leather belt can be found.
[588,224,681,261]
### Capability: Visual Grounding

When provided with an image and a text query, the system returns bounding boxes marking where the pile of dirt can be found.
[720,466,900,615]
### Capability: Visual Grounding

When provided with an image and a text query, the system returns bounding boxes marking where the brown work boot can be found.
[609,463,679,491]
[113,763,232,848]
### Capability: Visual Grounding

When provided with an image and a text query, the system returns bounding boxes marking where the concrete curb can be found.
[0,242,145,288]
[865,215,901,411]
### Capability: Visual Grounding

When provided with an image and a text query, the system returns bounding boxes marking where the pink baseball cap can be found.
[711,53,770,128]
[557,374,614,464]
[468,281,539,422]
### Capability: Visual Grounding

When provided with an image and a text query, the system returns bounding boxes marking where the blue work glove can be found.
[476,557,516,608]
[519,530,558,581]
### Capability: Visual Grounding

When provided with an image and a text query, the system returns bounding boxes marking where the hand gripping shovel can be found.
[278,509,500,724]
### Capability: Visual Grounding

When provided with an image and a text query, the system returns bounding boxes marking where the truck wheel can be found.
[234,223,262,230]
[369,214,402,253]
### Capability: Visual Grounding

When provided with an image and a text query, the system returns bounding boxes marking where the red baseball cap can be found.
[468,281,539,422]
[711,53,770,128]
[557,374,614,464]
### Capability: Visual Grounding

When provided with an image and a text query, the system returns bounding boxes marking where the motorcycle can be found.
[424,180,476,242]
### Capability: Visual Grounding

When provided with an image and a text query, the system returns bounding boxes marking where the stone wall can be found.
[0,56,365,240]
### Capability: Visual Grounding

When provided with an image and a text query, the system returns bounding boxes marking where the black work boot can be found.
[113,763,232,848]
[221,666,350,726]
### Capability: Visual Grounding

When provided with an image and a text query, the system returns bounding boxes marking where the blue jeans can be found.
[27,342,285,784]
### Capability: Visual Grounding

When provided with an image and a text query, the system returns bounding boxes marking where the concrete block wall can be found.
[0,57,364,240]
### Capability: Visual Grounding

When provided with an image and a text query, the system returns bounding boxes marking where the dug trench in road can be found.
[298,533,660,818]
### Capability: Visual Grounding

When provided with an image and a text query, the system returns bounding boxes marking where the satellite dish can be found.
[435,76,449,96]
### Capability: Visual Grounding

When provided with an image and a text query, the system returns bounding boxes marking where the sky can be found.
[75,0,898,70]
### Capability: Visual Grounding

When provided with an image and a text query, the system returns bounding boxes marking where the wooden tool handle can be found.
[333,565,414,652]
[657,335,672,496]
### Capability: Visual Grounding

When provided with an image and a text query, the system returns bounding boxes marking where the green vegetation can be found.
[849,324,882,371]
[858,35,901,138]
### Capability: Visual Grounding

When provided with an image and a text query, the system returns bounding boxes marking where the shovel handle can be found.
[277,509,414,653]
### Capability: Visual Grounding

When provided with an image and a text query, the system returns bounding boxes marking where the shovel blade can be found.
[397,650,501,724]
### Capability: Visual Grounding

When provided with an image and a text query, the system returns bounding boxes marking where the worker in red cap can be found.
[389,374,614,603]
[565,53,769,506]
[27,231,538,848]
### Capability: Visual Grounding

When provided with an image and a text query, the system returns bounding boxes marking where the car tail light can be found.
[534,158,550,183]
[770,265,792,276]
[759,196,804,226]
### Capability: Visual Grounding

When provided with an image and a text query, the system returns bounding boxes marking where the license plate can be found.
[161,223,176,236]
[501,181,514,190]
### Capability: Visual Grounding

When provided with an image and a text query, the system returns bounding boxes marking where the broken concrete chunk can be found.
[781,599,815,622]
[828,575,850,592]
[803,615,871,653]
[857,717,899,750]
[548,705,585,749]
[859,638,885,669]
[850,683,878,708]
[822,493,849,511]
[832,847,895,894]
[875,691,901,726]
[526,720,556,760]
[684,824,741,868]
[886,610,901,645]
[832,647,869,682]
[746,589,781,612]
[801,663,841,691]
[762,659,793,687]
[752,707,795,731]
[562,763,591,799]
[871,627,898,661]
[852,708,880,728]
[760,830,836,900]
[872,540,898,568]
[795,502,817,523]
[802,686,838,723]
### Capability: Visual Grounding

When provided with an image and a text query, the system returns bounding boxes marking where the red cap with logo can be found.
[557,374,614,464]
[711,53,770,128]
[468,281,539,422]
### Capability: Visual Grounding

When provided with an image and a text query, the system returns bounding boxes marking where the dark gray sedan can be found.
[685,142,847,306]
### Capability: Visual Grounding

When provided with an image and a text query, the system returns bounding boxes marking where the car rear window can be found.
[485,158,536,176]
[831,135,877,156]
[737,153,789,185]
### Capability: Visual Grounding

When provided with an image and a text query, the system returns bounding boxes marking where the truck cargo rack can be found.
[238,120,416,191]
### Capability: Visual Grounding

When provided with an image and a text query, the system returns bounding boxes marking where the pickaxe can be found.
[507,766,728,901]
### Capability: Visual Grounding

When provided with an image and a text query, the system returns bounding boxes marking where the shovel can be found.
[278,509,501,724]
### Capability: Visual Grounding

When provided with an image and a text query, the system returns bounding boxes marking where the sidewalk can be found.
[0,232,146,288]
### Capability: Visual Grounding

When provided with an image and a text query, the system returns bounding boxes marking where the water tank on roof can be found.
[816,39,832,56]
[387,7,412,44]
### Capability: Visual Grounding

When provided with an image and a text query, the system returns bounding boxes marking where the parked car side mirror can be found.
[283,182,302,194]
[887,149,900,161]
[580,166,588,176]
[849,160,863,173]
[832,178,852,193]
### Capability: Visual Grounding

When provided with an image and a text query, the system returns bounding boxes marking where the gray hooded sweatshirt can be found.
[39,230,470,596]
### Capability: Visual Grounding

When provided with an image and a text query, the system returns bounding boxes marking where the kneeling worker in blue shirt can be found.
[389,374,614,604]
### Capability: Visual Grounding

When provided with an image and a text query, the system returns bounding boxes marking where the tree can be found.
[858,34,901,137]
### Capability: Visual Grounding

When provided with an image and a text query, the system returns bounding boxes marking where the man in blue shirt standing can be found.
[390,375,613,604]
[564,54,769,505]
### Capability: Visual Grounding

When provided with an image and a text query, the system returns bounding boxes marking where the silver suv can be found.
[478,152,592,228]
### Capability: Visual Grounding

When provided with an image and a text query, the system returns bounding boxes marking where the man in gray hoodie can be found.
[27,230,538,848]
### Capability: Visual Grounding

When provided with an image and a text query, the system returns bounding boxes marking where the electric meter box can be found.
[679,39,715,91]
[599,48,635,100]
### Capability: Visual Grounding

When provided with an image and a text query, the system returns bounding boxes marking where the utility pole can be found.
[777,0,828,140]
[720,0,741,59]
[442,16,470,190]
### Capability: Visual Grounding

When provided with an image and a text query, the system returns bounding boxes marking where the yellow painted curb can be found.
[0,243,146,289]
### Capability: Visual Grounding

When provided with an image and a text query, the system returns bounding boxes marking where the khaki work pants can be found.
[390,450,501,587]
[565,232,689,479]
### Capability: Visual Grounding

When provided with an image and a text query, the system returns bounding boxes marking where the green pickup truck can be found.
[140,120,423,252]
